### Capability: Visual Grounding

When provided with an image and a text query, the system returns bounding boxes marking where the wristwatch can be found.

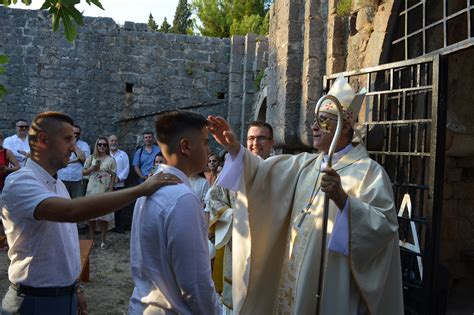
[76,282,85,294]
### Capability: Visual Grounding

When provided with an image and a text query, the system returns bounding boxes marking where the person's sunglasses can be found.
[74,132,81,136]
[17,125,29,130]
[97,143,108,147]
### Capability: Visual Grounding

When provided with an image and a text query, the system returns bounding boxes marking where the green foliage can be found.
[191,0,272,38]
[254,69,264,90]
[172,0,192,35]
[336,0,352,17]
[3,0,104,42]
[159,17,171,33]
[148,13,158,31]
[0,55,9,98]
[184,61,196,76]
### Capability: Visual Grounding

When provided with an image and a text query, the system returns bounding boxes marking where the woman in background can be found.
[204,152,220,186]
[0,132,20,251]
[83,136,117,250]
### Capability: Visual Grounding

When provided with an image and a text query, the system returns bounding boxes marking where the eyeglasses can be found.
[247,136,272,142]
[314,115,337,132]
[97,143,108,147]
[74,132,81,136]
[16,125,29,130]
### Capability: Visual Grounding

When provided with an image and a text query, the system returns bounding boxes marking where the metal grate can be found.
[324,55,447,314]
[391,0,473,61]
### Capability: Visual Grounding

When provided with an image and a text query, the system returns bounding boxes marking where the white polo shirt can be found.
[1,159,80,287]
[129,164,219,315]
[2,134,30,167]
[57,139,90,182]
[110,149,130,188]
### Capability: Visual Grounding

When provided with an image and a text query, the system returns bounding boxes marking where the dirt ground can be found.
[0,230,134,315]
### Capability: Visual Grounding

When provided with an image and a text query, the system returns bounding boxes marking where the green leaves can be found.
[0,55,8,98]
[0,55,9,64]
[192,0,270,38]
[4,0,105,42]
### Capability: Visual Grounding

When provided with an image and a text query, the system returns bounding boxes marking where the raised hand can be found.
[207,115,240,156]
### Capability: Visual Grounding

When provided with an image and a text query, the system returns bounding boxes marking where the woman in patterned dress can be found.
[83,136,117,250]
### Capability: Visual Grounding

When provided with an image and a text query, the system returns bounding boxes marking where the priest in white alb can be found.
[207,75,404,314]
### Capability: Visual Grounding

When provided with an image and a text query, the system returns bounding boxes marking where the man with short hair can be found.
[57,125,90,198]
[132,131,161,182]
[3,119,31,167]
[205,120,275,313]
[129,110,219,315]
[1,111,178,315]
[109,134,130,233]
[208,75,403,314]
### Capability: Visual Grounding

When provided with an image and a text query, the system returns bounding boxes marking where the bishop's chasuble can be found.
[218,144,403,314]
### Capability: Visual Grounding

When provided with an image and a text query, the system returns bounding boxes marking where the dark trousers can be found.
[113,187,126,231]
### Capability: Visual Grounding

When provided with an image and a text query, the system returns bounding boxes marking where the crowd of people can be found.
[0,75,404,315]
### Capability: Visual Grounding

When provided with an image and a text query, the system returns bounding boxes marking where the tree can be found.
[171,0,192,35]
[191,0,273,38]
[2,0,104,42]
[159,17,171,33]
[148,13,158,31]
[0,55,8,98]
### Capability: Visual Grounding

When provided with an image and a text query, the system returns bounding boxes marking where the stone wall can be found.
[264,0,328,151]
[0,7,230,154]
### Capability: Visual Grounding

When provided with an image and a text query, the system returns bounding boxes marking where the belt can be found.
[10,282,76,297]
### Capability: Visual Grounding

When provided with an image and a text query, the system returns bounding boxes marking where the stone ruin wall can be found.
[0,7,231,154]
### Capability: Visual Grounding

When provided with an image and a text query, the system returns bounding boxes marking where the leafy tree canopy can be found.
[160,17,171,33]
[171,0,192,35]
[2,0,104,42]
[148,13,158,31]
[191,0,272,38]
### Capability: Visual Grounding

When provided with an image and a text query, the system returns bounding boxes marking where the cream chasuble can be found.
[226,144,403,315]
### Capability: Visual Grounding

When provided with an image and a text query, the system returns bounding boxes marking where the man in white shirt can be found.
[3,119,30,167]
[1,111,179,315]
[57,125,90,198]
[109,134,130,233]
[129,110,219,315]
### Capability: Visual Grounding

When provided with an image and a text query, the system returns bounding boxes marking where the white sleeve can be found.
[166,194,218,314]
[327,199,349,256]
[216,145,245,191]
[118,152,130,182]
[3,173,61,220]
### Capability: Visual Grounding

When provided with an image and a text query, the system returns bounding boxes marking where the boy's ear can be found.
[179,137,191,156]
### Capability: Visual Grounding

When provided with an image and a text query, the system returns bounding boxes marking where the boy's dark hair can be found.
[143,131,153,136]
[155,110,208,152]
[29,112,74,150]
[248,121,274,139]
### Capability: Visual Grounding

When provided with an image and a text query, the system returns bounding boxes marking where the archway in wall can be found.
[256,98,267,121]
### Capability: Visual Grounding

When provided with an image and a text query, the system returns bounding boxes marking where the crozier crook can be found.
[314,94,344,315]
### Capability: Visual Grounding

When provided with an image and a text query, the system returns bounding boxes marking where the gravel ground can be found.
[0,230,134,315]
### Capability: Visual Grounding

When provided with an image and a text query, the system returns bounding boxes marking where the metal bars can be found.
[392,0,474,61]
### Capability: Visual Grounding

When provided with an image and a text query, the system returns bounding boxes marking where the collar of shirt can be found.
[322,143,353,168]
[110,149,122,158]
[25,159,59,189]
[156,164,191,189]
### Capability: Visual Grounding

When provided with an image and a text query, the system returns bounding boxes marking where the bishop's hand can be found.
[207,115,240,157]
[321,167,348,210]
